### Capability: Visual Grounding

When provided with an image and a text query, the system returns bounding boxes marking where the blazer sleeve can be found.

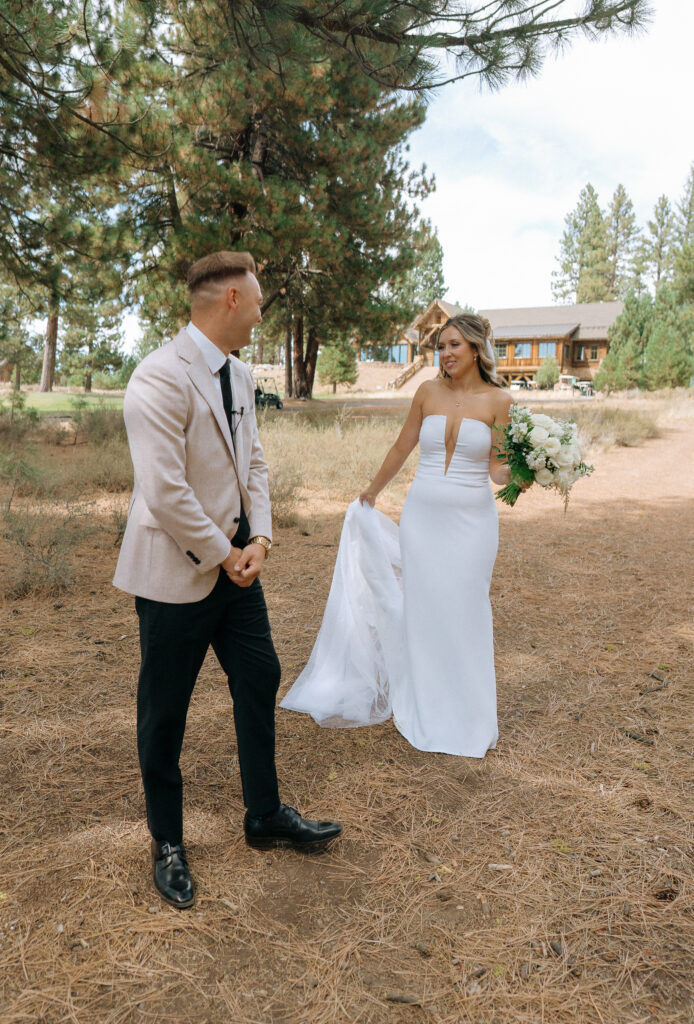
[123,360,231,573]
[242,368,273,540]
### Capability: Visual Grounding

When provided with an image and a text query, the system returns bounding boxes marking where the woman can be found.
[281,313,524,756]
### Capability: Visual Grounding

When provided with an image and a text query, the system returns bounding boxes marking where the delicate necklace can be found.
[445,381,468,408]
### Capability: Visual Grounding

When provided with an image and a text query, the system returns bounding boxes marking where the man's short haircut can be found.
[187,251,256,294]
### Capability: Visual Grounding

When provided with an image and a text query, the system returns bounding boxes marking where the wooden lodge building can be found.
[389,299,624,386]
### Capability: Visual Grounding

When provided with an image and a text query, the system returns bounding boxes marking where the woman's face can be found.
[437,326,477,379]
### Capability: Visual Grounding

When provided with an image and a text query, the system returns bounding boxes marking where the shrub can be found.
[0,391,39,442]
[1,504,92,598]
[536,356,560,390]
[72,399,127,445]
[268,465,302,527]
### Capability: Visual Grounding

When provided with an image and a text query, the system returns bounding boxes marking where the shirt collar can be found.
[187,321,228,376]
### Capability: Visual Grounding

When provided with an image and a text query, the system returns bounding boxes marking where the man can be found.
[114,251,342,909]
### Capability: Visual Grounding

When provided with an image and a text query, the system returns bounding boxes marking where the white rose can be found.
[543,437,561,456]
[530,413,555,430]
[534,467,553,486]
[554,447,575,469]
[530,426,550,447]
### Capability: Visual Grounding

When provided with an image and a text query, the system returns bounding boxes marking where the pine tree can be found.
[641,195,676,291]
[2,3,651,113]
[59,292,125,391]
[594,291,653,391]
[317,338,358,393]
[605,185,640,299]
[387,226,446,319]
[552,185,611,303]
[672,163,694,303]
[0,280,42,388]
[642,286,694,389]
[675,163,694,245]
[644,321,693,389]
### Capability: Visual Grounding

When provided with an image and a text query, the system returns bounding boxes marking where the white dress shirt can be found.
[187,321,228,399]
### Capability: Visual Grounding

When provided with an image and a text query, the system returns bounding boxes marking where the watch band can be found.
[248,535,272,557]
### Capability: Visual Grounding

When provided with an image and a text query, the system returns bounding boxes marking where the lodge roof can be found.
[480,300,623,341]
[493,323,579,340]
[413,299,623,345]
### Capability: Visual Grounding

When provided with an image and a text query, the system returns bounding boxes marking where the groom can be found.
[114,250,342,909]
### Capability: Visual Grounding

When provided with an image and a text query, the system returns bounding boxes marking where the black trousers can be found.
[135,569,281,843]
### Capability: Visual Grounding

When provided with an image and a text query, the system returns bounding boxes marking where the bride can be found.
[281,312,526,756]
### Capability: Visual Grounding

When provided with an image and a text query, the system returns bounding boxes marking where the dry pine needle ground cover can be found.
[0,395,693,1024]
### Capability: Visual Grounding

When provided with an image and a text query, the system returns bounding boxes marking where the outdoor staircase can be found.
[387,355,425,390]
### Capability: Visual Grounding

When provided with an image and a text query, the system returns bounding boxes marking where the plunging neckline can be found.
[422,413,492,475]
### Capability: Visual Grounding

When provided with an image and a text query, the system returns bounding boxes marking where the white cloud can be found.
[407,0,694,309]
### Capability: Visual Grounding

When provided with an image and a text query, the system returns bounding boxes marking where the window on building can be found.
[384,343,409,363]
[564,344,570,360]
[495,344,507,360]
[575,345,586,361]
[538,342,555,359]
[590,345,598,361]
[514,343,531,359]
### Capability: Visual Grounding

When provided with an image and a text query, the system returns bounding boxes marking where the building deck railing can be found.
[387,354,425,390]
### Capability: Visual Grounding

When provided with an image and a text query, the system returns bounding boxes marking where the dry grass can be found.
[0,392,692,1023]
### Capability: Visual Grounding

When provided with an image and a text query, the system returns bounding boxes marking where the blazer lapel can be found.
[173,329,237,465]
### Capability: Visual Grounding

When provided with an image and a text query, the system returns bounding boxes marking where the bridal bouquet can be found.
[494,405,593,509]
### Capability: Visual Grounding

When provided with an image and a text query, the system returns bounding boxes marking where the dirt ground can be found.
[1,417,693,1023]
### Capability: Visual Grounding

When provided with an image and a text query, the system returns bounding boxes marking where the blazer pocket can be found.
[139,506,162,529]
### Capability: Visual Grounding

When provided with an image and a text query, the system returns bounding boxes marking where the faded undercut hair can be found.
[187,251,256,296]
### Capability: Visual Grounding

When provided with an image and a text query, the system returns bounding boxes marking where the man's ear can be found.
[225,285,239,310]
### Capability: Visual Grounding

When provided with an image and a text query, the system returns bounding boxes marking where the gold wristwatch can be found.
[248,535,272,558]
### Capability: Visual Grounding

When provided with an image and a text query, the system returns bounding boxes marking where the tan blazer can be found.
[113,328,272,603]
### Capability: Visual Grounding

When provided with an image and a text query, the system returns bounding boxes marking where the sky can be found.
[405,0,694,311]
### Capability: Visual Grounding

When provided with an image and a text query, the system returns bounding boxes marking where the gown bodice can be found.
[416,414,492,487]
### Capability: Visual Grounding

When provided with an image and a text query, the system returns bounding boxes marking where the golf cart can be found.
[254,377,283,410]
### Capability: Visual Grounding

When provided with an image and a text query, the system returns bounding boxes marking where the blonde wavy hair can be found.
[435,313,502,388]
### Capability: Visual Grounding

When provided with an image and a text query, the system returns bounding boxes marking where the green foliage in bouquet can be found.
[492,424,535,507]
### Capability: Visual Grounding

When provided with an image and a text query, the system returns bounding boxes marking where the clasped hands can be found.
[221,542,267,587]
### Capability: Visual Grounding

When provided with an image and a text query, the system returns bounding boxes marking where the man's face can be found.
[228,273,262,347]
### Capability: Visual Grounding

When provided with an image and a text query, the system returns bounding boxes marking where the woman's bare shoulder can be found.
[490,387,514,419]
[413,378,442,403]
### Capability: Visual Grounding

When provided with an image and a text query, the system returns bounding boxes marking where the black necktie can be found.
[219,359,249,547]
[218,360,235,448]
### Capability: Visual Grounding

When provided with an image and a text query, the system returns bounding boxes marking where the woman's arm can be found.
[359,385,426,505]
[489,391,515,486]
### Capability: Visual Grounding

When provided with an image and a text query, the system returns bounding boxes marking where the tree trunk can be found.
[293,315,309,398]
[257,333,264,364]
[14,361,21,390]
[40,299,59,392]
[332,381,336,394]
[305,326,319,396]
[284,322,293,398]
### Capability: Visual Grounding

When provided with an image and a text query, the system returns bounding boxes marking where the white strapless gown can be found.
[280,415,499,757]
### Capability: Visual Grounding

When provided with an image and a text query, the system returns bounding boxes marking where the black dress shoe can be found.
[151,840,195,909]
[244,804,342,852]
